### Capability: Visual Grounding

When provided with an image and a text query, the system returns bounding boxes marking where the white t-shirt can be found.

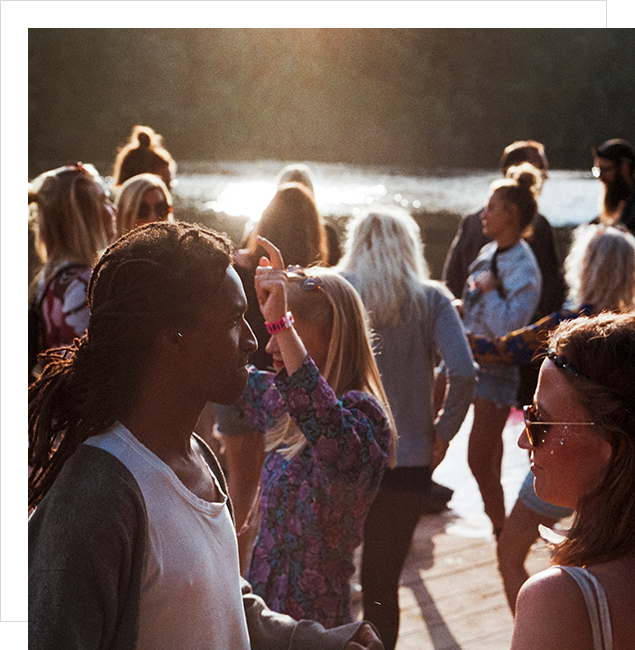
[85,423,250,650]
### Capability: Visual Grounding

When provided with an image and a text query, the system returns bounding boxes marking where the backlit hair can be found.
[28,221,233,510]
[500,140,546,174]
[246,182,328,268]
[112,125,176,187]
[28,163,112,268]
[564,224,635,313]
[490,165,540,234]
[264,268,396,464]
[275,163,315,197]
[115,173,173,238]
[547,312,635,567]
[336,206,430,329]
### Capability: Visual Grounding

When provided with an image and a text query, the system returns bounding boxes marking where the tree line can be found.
[29,28,635,176]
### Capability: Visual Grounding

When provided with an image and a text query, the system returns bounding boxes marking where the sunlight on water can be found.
[202,179,395,222]
[176,161,599,227]
[173,161,592,539]
[204,180,276,219]
[320,183,388,211]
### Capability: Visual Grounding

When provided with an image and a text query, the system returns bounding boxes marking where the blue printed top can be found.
[468,305,594,366]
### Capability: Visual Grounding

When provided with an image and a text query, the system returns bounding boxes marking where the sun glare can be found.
[204,180,276,220]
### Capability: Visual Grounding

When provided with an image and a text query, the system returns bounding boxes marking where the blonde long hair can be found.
[336,206,430,329]
[266,268,396,465]
[29,163,112,269]
[115,173,173,238]
[565,224,635,313]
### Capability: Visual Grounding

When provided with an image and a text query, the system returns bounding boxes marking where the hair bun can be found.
[136,130,152,149]
[506,162,540,193]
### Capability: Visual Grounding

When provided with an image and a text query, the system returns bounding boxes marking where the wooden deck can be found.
[351,407,555,649]
[352,509,553,649]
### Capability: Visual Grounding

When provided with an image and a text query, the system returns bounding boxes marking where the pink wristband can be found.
[265,311,295,334]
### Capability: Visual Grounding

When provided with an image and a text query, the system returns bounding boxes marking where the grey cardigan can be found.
[28,442,365,649]
[344,277,478,467]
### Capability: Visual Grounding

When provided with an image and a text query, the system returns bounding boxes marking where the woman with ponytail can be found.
[458,164,543,538]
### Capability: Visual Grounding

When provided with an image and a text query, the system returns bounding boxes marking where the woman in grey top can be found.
[337,206,477,650]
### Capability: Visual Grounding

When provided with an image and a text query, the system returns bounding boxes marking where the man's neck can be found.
[119,365,206,464]
[121,404,222,504]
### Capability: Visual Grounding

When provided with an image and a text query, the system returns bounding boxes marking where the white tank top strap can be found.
[558,566,613,650]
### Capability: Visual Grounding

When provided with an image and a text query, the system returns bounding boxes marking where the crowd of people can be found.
[27,127,635,650]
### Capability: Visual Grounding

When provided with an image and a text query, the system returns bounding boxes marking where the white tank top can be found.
[86,423,250,650]
[559,566,613,650]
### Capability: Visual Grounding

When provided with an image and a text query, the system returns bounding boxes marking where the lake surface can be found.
[172,160,600,229]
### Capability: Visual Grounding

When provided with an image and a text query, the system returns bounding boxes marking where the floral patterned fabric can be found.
[237,356,391,628]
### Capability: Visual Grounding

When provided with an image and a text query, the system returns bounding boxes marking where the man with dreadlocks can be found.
[28,221,382,650]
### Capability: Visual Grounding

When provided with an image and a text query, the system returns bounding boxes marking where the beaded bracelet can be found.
[265,311,295,335]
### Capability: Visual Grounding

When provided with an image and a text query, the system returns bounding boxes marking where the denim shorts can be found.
[518,470,574,520]
[474,364,519,407]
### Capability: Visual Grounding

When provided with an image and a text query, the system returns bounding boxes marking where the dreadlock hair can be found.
[28,221,233,510]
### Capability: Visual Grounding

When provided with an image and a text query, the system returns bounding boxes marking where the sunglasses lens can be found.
[301,277,322,291]
[523,405,544,447]
[286,266,323,291]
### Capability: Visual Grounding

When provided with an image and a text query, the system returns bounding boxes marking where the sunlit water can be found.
[173,160,601,228]
[173,160,592,537]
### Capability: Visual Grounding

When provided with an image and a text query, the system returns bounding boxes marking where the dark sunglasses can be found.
[285,265,324,291]
[522,404,595,448]
[138,200,171,221]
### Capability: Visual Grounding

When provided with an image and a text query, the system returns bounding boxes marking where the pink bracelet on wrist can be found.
[265,311,295,335]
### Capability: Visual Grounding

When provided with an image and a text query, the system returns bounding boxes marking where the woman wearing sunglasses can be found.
[467,223,635,613]
[114,173,173,238]
[511,312,635,650]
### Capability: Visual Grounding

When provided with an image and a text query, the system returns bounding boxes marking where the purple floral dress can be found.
[237,355,391,628]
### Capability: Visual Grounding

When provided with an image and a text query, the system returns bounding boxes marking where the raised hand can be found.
[254,236,308,375]
[254,236,288,324]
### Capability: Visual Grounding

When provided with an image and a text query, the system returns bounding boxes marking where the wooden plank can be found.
[352,513,552,649]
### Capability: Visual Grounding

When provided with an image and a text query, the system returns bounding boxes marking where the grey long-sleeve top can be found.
[344,277,478,467]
